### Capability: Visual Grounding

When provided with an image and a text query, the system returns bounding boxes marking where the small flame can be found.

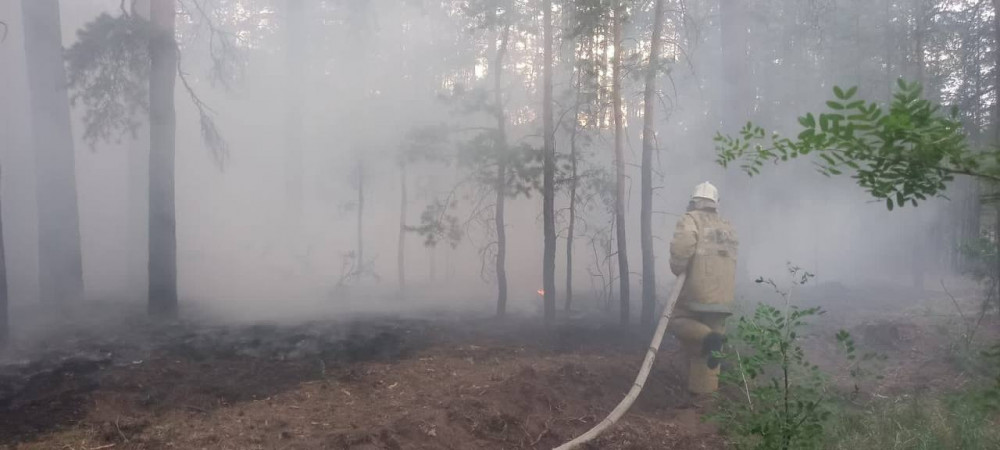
[537,289,545,297]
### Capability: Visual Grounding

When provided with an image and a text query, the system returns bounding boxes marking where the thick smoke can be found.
[0,0,970,324]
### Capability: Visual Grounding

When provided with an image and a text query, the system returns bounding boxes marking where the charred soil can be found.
[0,313,722,449]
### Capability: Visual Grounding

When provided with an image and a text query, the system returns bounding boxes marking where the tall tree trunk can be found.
[129,0,151,302]
[640,0,666,327]
[612,4,630,325]
[22,0,84,305]
[148,0,178,318]
[542,0,556,323]
[494,24,511,317]
[993,0,1000,300]
[565,67,581,312]
[994,0,1000,144]
[0,165,8,346]
[398,163,407,297]
[912,2,927,290]
[285,0,304,221]
[607,221,615,311]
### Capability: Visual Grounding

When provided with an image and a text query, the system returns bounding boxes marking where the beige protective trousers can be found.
[669,311,729,394]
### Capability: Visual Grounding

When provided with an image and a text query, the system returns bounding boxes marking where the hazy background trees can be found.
[1,0,998,324]
[22,0,84,306]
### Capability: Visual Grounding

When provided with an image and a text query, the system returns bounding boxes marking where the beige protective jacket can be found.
[669,208,739,311]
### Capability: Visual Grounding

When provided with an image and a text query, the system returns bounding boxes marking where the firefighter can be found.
[668,181,739,394]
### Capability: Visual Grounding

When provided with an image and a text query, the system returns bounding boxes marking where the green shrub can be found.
[710,265,883,449]
[709,266,830,449]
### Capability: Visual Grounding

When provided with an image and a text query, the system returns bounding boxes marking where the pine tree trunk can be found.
[993,0,1000,300]
[494,24,511,317]
[993,0,999,144]
[22,0,84,305]
[148,0,178,318]
[128,166,150,300]
[565,70,581,312]
[912,4,927,290]
[640,0,666,327]
[607,221,615,311]
[612,4,630,325]
[129,0,151,302]
[542,0,556,323]
[561,3,580,313]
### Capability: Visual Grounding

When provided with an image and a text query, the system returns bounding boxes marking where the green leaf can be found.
[845,86,858,98]
[834,86,846,99]
[826,101,845,110]
[886,197,894,211]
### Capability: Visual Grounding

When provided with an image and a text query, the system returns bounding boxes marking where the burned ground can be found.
[0,281,997,449]
[0,310,722,450]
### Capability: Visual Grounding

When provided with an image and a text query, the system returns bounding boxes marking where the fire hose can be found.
[553,272,687,450]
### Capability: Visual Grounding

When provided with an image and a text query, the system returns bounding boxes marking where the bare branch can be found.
[176,56,229,167]
[181,0,246,88]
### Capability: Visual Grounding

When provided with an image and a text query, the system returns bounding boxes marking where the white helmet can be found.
[692,181,719,203]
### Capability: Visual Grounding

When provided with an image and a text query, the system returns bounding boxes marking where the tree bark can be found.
[994,0,1000,300]
[612,3,630,325]
[494,24,511,317]
[640,0,666,327]
[565,65,581,312]
[22,0,84,305]
[912,2,927,290]
[129,0,151,303]
[542,0,556,323]
[148,0,178,318]
[994,0,1000,144]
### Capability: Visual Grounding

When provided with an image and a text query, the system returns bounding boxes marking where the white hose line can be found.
[553,272,687,450]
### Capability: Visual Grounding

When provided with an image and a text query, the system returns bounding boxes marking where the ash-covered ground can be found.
[0,280,995,449]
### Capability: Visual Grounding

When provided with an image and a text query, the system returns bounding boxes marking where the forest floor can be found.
[0,280,997,449]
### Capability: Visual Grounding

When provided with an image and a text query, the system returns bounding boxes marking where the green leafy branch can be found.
[715,79,1000,210]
